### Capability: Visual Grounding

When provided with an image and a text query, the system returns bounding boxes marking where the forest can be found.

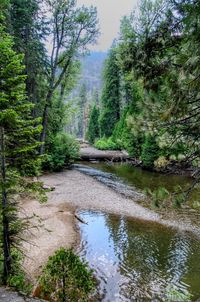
[87,0,200,175]
[0,0,200,301]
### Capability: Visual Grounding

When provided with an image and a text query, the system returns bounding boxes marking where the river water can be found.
[78,210,200,301]
[75,163,200,301]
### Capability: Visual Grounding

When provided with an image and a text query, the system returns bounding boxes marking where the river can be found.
[74,162,200,301]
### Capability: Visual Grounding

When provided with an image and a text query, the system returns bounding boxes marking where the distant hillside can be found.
[71,51,107,97]
[67,51,107,137]
[80,51,107,92]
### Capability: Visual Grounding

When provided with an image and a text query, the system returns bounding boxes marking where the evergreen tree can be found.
[100,48,121,137]
[87,105,100,144]
[9,0,47,116]
[141,135,160,168]
[0,23,41,283]
[77,83,87,139]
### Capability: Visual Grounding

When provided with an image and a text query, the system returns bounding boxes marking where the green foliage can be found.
[21,180,48,203]
[141,135,160,169]
[43,133,79,172]
[8,250,32,294]
[0,249,32,294]
[9,0,48,117]
[38,248,96,302]
[112,107,143,157]
[96,0,200,181]
[100,48,121,137]
[0,173,33,287]
[95,137,119,151]
[77,83,88,139]
[87,105,100,144]
[39,0,98,153]
[0,22,42,284]
[0,23,42,176]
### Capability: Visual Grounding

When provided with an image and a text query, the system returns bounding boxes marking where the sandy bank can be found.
[40,170,200,236]
[21,195,78,281]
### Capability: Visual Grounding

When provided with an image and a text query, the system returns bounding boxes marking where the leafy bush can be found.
[95,137,119,150]
[43,133,79,172]
[154,156,170,169]
[38,248,96,302]
[19,157,42,177]
[0,249,32,294]
[141,135,160,168]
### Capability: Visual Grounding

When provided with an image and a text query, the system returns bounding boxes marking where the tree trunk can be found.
[40,89,53,155]
[40,104,49,155]
[0,127,11,284]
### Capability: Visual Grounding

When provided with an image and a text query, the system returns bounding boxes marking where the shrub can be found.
[0,249,32,294]
[43,133,79,172]
[141,135,160,168]
[95,137,119,150]
[38,248,96,302]
[19,157,42,177]
[154,156,169,169]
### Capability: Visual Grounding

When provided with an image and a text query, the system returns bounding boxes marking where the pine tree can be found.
[99,48,121,137]
[78,83,88,139]
[141,135,160,169]
[87,105,100,144]
[9,0,47,117]
[0,23,41,283]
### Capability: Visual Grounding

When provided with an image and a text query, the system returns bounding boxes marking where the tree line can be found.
[87,0,200,178]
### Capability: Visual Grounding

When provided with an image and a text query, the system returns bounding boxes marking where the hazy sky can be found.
[77,0,138,51]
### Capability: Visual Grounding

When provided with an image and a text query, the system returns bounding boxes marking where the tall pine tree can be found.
[100,48,121,137]
[0,23,41,283]
[87,105,100,144]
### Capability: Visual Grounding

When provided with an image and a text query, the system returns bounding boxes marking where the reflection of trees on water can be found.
[101,163,190,193]
[104,214,195,300]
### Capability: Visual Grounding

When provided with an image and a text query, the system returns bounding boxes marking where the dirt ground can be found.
[21,194,78,281]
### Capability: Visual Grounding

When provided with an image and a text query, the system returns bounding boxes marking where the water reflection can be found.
[78,211,200,301]
[77,162,200,203]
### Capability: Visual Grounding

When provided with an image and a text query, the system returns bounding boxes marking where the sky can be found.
[77,0,138,52]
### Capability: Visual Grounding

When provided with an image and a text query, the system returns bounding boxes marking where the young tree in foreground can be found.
[38,248,95,302]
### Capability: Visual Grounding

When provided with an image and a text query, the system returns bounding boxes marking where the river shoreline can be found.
[21,168,200,285]
[80,145,199,178]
